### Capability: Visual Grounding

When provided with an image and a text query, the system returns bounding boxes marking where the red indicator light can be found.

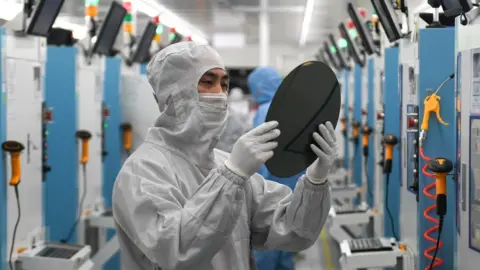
[153,16,160,24]
[170,28,176,33]
[347,20,354,29]
[408,118,417,128]
[186,36,192,41]
[362,109,367,115]
[104,108,110,117]
[45,111,53,121]
[377,112,384,120]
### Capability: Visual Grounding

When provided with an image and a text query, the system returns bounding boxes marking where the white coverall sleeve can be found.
[112,157,246,270]
[249,175,331,251]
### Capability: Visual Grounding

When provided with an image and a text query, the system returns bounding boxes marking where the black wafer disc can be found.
[265,61,341,177]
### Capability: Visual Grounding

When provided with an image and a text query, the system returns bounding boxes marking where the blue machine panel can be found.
[366,58,375,207]
[43,47,78,243]
[140,64,147,75]
[353,65,363,203]
[0,28,7,270]
[103,57,122,270]
[417,27,456,269]
[383,47,401,241]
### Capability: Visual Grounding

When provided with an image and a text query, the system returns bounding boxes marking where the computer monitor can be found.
[131,21,157,64]
[371,0,402,42]
[347,3,376,55]
[339,23,364,66]
[440,0,472,17]
[323,42,340,70]
[328,34,349,70]
[26,0,65,37]
[92,2,127,55]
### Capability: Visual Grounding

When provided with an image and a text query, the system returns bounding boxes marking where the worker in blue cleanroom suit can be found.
[248,67,306,270]
[112,42,336,270]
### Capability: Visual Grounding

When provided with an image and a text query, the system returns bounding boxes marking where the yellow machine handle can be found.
[76,130,92,165]
[120,123,133,152]
[2,141,25,186]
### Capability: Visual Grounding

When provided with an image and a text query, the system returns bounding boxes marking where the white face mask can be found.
[197,93,228,129]
[198,93,228,109]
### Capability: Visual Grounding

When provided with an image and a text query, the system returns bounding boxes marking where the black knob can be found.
[43,166,52,173]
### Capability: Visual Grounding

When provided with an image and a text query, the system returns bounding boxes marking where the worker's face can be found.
[198,68,229,94]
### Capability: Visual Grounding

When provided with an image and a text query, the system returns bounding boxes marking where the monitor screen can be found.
[441,0,472,17]
[371,0,402,42]
[347,3,376,55]
[131,22,157,64]
[92,2,127,56]
[339,23,364,66]
[328,34,349,70]
[26,0,65,37]
[323,42,339,70]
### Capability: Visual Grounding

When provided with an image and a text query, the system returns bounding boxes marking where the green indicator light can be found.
[104,123,108,129]
[45,130,49,136]
[330,46,337,53]
[338,38,348,48]
[86,0,99,5]
[168,33,175,41]
[124,13,133,22]
[156,25,164,35]
[348,28,357,39]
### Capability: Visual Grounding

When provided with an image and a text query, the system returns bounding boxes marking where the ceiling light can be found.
[299,0,315,47]
[131,0,208,44]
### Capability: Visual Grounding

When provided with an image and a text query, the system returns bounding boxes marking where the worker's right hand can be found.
[225,121,280,179]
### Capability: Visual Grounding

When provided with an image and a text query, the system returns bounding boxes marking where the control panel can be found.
[42,102,52,177]
[406,105,419,197]
[101,102,109,162]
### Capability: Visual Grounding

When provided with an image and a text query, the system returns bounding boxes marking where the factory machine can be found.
[1,1,94,270]
[455,4,480,268]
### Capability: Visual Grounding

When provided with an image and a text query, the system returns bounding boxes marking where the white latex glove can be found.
[306,121,338,184]
[225,121,280,178]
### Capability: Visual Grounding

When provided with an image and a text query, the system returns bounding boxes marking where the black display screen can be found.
[131,22,157,63]
[26,0,65,37]
[92,1,127,55]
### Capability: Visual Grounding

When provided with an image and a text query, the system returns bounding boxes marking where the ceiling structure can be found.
[58,0,375,47]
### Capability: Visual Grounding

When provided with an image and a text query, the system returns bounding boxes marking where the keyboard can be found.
[36,246,78,259]
[348,238,393,253]
[334,205,367,214]
[102,209,113,216]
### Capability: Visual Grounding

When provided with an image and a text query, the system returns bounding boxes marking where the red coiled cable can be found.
[419,147,443,269]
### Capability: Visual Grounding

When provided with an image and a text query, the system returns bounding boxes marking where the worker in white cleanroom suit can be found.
[112,42,337,270]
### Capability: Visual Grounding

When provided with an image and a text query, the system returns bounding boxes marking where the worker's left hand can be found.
[305,122,338,184]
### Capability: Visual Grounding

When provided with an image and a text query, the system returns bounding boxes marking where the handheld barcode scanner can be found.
[2,141,25,186]
[383,135,398,175]
[340,117,348,137]
[427,158,453,217]
[351,120,360,145]
[76,130,92,165]
[120,123,133,154]
[361,126,373,157]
